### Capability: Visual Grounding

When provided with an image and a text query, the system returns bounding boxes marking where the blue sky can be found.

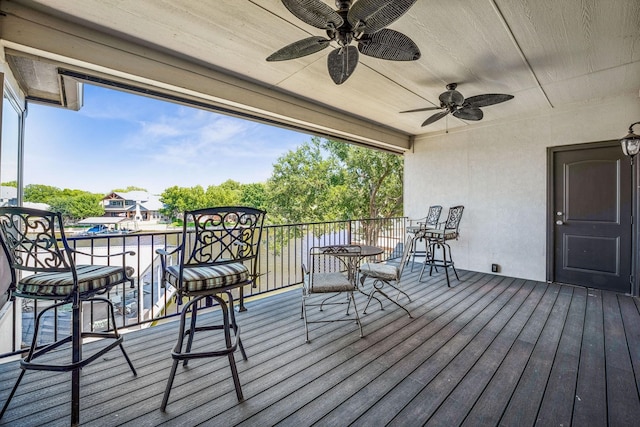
[24,84,310,195]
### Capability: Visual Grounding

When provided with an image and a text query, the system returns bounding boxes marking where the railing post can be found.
[238,287,246,312]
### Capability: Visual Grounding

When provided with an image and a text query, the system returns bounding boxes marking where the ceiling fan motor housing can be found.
[269,0,421,84]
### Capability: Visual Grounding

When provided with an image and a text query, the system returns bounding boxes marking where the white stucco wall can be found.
[405,94,640,281]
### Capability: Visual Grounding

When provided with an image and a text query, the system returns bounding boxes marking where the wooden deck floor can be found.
[2,267,640,426]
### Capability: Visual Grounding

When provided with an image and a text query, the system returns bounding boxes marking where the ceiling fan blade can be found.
[453,107,484,121]
[463,93,514,108]
[266,37,330,61]
[400,106,442,113]
[358,29,421,61]
[328,46,359,84]
[348,0,418,34]
[439,89,464,107]
[281,0,343,30]
[422,110,449,127]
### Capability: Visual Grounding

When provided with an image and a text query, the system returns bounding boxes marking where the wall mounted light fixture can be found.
[620,121,640,164]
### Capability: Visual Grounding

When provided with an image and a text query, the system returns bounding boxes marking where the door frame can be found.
[546,140,638,295]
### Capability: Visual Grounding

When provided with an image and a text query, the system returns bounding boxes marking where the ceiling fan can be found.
[266,0,421,84]
[401,83,515,127]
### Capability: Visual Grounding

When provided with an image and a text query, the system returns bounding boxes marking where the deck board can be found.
[602,290,640,425]
[1,269,639,426]
[573,288,608,426]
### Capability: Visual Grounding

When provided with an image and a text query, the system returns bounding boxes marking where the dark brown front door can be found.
[552,143,632,293]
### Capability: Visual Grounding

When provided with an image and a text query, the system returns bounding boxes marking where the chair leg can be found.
[105,298,137,375]
[183,302,198,367]
[227,352,243,401]
[443,251,451,287]
[363,279,412,318]
[410,236,421,272]
[162,293,246,410]
[220,300,243,401]
[362,278,386,314]
[349,292,363,338]
[226,291,247,361]
[319,293,341,311]
[71,298,81,427]
[391,283,412,303]
[161,296,196,412]
[375,287,412,318]
[1,300,67,420]
[419,242,433,282]
[446,243,460,281]
[420,240,444,282]
[363,286,381,314]
[301,292,310,343]
[1,297,136,422]
[161,359,180,412]
[360,275,384,312]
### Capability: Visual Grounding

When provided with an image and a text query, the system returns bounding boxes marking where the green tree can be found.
[160,181,262,221]
[24,184,62,203]
[205,180,242,206]
[266,137,402,223]
[111,186,147,193]
[1,181,17,188]
[240,183,268,212]
[160,185,208,220]
[265,137,402,244]
[266,137,339,224]
[325,139,403,220]
[48,192,105,223]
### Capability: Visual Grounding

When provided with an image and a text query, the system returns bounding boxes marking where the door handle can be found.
[556,220,564,225]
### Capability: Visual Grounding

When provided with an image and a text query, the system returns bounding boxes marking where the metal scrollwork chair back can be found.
[301,244,363,343]
[407,205,443,271]
[157,206,266,410]
[420,205,465,287]
[0,207,137,426]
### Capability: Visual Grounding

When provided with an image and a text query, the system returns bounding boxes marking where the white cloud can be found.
[24,84,311,193]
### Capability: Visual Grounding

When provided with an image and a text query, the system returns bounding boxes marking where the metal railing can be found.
[0,216,406,357]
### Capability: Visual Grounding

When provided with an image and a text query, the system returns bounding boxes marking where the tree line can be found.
[10,137,403,224]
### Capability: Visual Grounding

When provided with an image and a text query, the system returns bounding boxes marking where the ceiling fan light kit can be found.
[267,0,421,84]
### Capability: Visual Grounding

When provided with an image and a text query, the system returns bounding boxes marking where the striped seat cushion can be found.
[165,263,249,293]
[17,265,134,297]
[359,262,398,281]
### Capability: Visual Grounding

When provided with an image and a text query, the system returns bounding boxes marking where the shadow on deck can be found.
[1,267,640,426]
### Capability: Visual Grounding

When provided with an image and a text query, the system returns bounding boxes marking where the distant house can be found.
[1,187,49,210]
[0,186,17,207]
[101,191,165,221]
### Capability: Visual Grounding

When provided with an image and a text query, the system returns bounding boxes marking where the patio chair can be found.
[0,207,137,426]
[406,205,442,271]
[301,245,363,343]
[419,205,464,287]
[359,235,414,318]
[157,206,265,410]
